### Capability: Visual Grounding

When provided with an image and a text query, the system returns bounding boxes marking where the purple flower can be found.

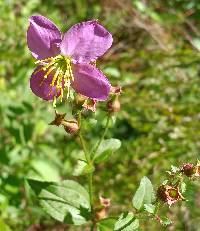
[27,15,113,103]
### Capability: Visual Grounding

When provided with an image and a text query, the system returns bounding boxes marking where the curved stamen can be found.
[36,55,74,105]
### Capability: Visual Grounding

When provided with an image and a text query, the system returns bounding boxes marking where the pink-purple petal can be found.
[60,21,113,63]
[71,63,111,100]
[30,66,60,101]
[27,15,62,60]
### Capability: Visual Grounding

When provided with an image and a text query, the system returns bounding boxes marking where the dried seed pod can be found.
[110,86,122,95]
[99,196,111,208]
[157,185,184,206]
[83,98,97,112]
[95,196,111,221]
[49,111,66,126]
[181,163,195,177]
[107,98,121,114]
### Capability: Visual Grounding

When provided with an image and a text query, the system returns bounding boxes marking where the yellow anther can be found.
[51,67,60,86]
[35,55,74,106]
[33,66,45,75]
[44,66,56,78]
[43,60,56,71]
[53,96,57,108]
[35,57,52,64]
[57,71,63,88]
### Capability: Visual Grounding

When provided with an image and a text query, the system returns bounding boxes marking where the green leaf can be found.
[161,217,172,226]
[144,204,155,214]
[114,212,139,231]
[180,182,186,194]
[73,160,95,176]
[34,120,48,136]
[94,139,121,163]
[0,219,12,231]
[132,176,154,210]
[192,38,200,51]
[29,159,60,181]
[27,179,91,225]
[103,67,121,78]
[171,165,180,173]
[97,218,116,231]
[162,180,168,185]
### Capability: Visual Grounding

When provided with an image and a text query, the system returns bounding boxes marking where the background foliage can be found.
[0,0,200,230]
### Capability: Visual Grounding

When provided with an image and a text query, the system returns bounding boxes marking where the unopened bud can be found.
[157,185,184,206]
[181,163,195,177]
[107,98,120,114]
[62,120,79,135]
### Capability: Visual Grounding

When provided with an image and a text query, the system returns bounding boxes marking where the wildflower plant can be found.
[26,15,199,231]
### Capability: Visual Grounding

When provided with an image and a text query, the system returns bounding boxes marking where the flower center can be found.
[35,55,74,106]
[168,189,178,199]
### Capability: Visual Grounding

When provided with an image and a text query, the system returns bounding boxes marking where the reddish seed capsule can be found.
[107,98,121,113]
[62,120,79,135]
[157,185,184,206]
[181,163,195,177]
[95,196,111,221]
[99,196,111,208]
[110,86,122,96]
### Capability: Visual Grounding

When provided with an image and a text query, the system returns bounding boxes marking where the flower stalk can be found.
[77,111,112,230]
[77,111,95,230]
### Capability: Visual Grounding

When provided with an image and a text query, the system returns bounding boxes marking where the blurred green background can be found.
[0,0,200,230]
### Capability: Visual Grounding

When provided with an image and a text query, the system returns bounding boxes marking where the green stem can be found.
[77,111,94,230]
[91,115,110,160]
[19,125,26,146]
[79,132,90,163]
[89,172,94,230]
[78,111,90,163]
[154,201,161,216]
[90,222,95,231]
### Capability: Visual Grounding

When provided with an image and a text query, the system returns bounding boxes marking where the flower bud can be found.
[181,163,195,177]
[107,98,120,114]
[62,120,79,135]
[157,185,184,206]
